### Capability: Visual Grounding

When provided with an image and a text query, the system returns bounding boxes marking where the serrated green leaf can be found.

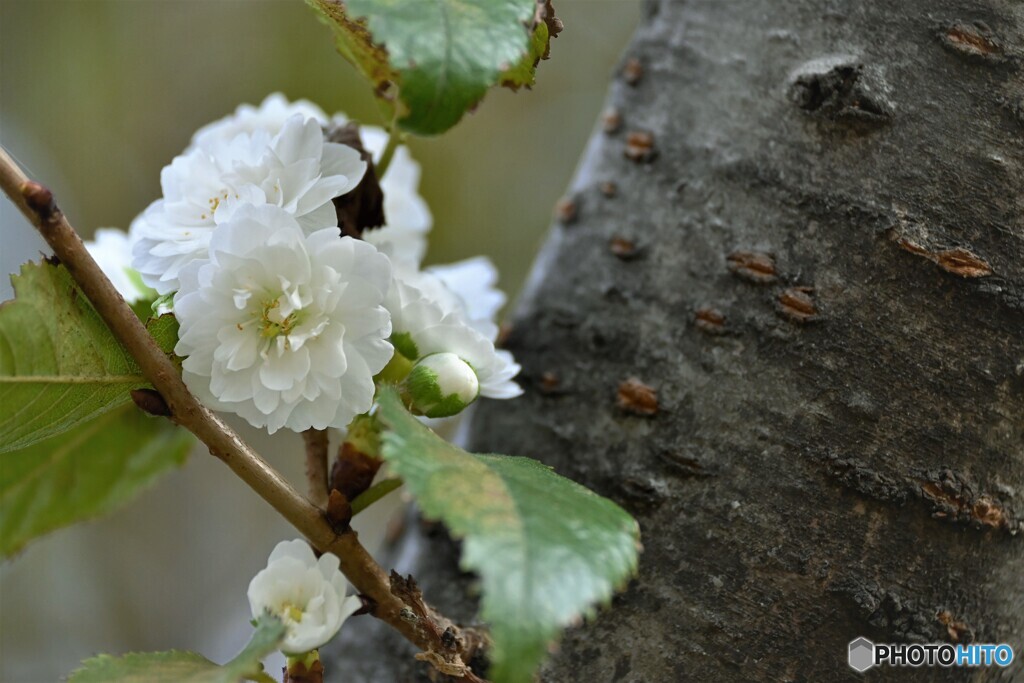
[71,651,217,683]
[498,18,548,90]
[0,402,192,558]
[376,387,640,683]
[68,614,285,683]
[0,261,178,452]
[500,0,559,91]
[308,0,556,135]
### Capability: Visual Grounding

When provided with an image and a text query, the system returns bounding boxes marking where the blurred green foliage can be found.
[1,0,639,304]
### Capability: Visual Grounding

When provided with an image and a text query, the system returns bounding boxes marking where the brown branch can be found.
[0,146,485,680]
[392,572,492,682]
[301,429,330,508]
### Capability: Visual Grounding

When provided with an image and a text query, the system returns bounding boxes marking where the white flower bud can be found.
[405,352,480,418]
[385,276,522,400]
[247,539,361,655]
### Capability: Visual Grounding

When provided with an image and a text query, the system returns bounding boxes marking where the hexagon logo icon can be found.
[849,637,875,672]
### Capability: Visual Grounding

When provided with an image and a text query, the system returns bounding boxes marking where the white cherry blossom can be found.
[191,93,328,149]
[247,539,361,655]
[426,257,506,326]
[422,257,506,342]
[386,274,521,400]
[173,204,392,433]
[131,114,366,294]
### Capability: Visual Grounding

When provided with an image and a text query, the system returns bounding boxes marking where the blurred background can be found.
[0,1,639,680]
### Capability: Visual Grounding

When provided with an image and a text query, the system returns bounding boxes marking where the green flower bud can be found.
[404,352,480,418]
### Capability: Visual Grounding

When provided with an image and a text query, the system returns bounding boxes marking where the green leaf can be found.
[0,402,192,558]
[0,261,177,452]
[500,0,560,91]
[146,313,181,359]
[376,387,640,683]
[307,0,558,135]
[68,614,285,683]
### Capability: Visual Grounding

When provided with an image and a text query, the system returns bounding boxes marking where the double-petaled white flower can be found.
[132,114,366,294]
[130,93,519,429]
[173,204,392,433]
[84,228,152,304]
[387,273,521,401]
[411,258,507,343]
[197,99,432,269]
[190,93,328,149]
[247,539,361,655]
[187,96,505,338]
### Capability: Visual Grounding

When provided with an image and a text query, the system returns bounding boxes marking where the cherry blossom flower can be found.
[386,275,521,400]
[247,539,360,655]
[413,257,507,342]
[173,204,392,433]
[191,93,328,149]
[131,114,366,294]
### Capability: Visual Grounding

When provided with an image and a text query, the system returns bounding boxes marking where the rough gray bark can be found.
[336,0,1024,680]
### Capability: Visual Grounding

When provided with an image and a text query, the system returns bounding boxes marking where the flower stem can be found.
[375,126,402,179]
[351,477,403,516]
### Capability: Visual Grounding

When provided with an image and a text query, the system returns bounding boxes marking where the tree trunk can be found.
[339,0,1024,680]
